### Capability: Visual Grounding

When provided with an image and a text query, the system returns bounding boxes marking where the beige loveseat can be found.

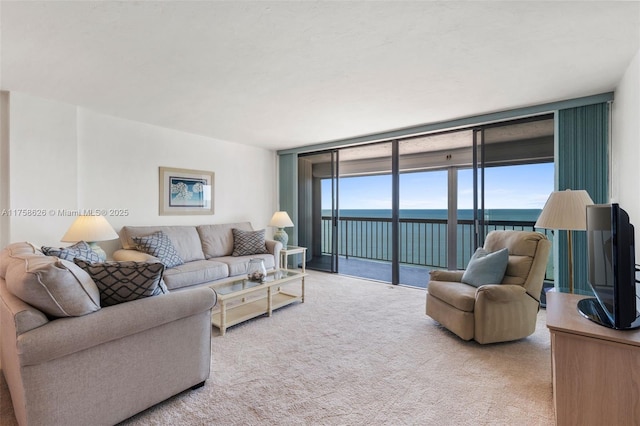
[0,242,217,426]
[113,222,282,291]
[426,230,551,344]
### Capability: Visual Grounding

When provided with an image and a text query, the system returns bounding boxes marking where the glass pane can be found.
[483,163,554,221]
[457,168,475,269]
[214,269,303,295]
[298,151,337,273]
[398,170,448,287]
[338,143,393,282]
[398,130,473,286]
[483,162,555,280]
[480,117,555,282]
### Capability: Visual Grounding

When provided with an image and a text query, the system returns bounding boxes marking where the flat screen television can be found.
[578,203,640,330]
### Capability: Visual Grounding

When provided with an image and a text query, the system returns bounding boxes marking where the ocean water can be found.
[323,209,541,222]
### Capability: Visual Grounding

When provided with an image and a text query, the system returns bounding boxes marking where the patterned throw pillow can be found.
[232,228,269,257]
[74,259,168,307]
[42,241,102,263]
[132,231,184,268]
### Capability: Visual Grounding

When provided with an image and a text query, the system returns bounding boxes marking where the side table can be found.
[280,245,306,272]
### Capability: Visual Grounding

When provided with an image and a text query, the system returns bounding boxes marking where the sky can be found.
[322,163,554,210]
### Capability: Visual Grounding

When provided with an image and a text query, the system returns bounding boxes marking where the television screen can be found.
[581,203,640,330]
[586,205,616,323]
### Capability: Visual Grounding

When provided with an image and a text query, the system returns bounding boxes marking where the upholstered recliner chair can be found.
[425,230,551,344]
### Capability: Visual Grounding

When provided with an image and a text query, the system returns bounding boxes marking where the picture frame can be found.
[159,167,214,215]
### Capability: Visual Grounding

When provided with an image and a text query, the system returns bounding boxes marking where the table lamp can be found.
[61,215,119,261]
[535,189,594,293]
[269,211,294,249]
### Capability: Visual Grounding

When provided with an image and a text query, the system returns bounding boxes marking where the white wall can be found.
[1,92,278,255]
[612,48,640,251]
[3,93,79,246]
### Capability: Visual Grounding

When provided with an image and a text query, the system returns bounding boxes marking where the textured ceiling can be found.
[1,1,639,151]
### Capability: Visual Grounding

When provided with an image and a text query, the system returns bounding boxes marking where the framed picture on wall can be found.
[159,167,214,215]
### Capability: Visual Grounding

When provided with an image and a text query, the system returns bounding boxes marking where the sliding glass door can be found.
[397,130,474,286]
[298,150,339,273]
[337,143,393,281]
[477,117,555,246]
[297,114,554,286]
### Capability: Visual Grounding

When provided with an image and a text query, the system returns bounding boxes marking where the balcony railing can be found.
[321,216,554,281]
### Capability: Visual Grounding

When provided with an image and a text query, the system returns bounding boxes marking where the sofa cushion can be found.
[197,222,253,258]
[119,226,205,262]
[162,259,229,290]
[5,253,101,317]
[503,255,531,285]
[132,231,184,268]
[75,260,168,307]
[461,248,509,287]
[428,280,477,312]
[216,254,275,277]
[232,228,269,256]
[41,241,102,263]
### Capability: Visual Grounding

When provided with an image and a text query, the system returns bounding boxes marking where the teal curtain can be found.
[278,153,298,246]
[557,102,609,294]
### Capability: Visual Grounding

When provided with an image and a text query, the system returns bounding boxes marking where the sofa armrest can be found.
[0,277,49,335]
[429,270,464,282]
[265,239,283,269]
[113,248,159,262]
[17,287,217,366]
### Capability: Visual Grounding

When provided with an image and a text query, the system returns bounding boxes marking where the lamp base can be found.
[87,241,107,262]
[273,228,289,249]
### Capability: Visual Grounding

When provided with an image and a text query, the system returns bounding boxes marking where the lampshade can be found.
[61,215,119,243]
[269,211,294,228]
[535,189,594,231]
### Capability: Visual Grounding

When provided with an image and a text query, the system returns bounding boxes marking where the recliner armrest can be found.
[430,270,464,282]
[476,284,526,302]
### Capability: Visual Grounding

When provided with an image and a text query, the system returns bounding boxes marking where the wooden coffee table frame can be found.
[210,269,306,336]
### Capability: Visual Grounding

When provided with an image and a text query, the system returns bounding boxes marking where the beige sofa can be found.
[426,230,551,344]
[0,242,217,426]
[113,222,282,290]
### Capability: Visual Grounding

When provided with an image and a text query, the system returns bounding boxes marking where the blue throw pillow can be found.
[461,247,509,287]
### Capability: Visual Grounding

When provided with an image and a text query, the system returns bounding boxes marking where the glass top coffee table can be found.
[210,269,307,336]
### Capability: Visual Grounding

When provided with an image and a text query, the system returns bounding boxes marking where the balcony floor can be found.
[304,255,433,289]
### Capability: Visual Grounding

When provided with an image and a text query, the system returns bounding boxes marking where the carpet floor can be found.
[1,270,554,425]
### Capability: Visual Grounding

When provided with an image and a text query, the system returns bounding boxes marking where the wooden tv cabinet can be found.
[546,291,640,425]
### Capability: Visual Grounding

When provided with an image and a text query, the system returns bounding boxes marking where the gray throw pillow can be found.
[74,260,168,307]
[232,228,268,256]
[6,254,101,317]
[42,241,102,263]
[132,231,184,268]
[461,247,509,287]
